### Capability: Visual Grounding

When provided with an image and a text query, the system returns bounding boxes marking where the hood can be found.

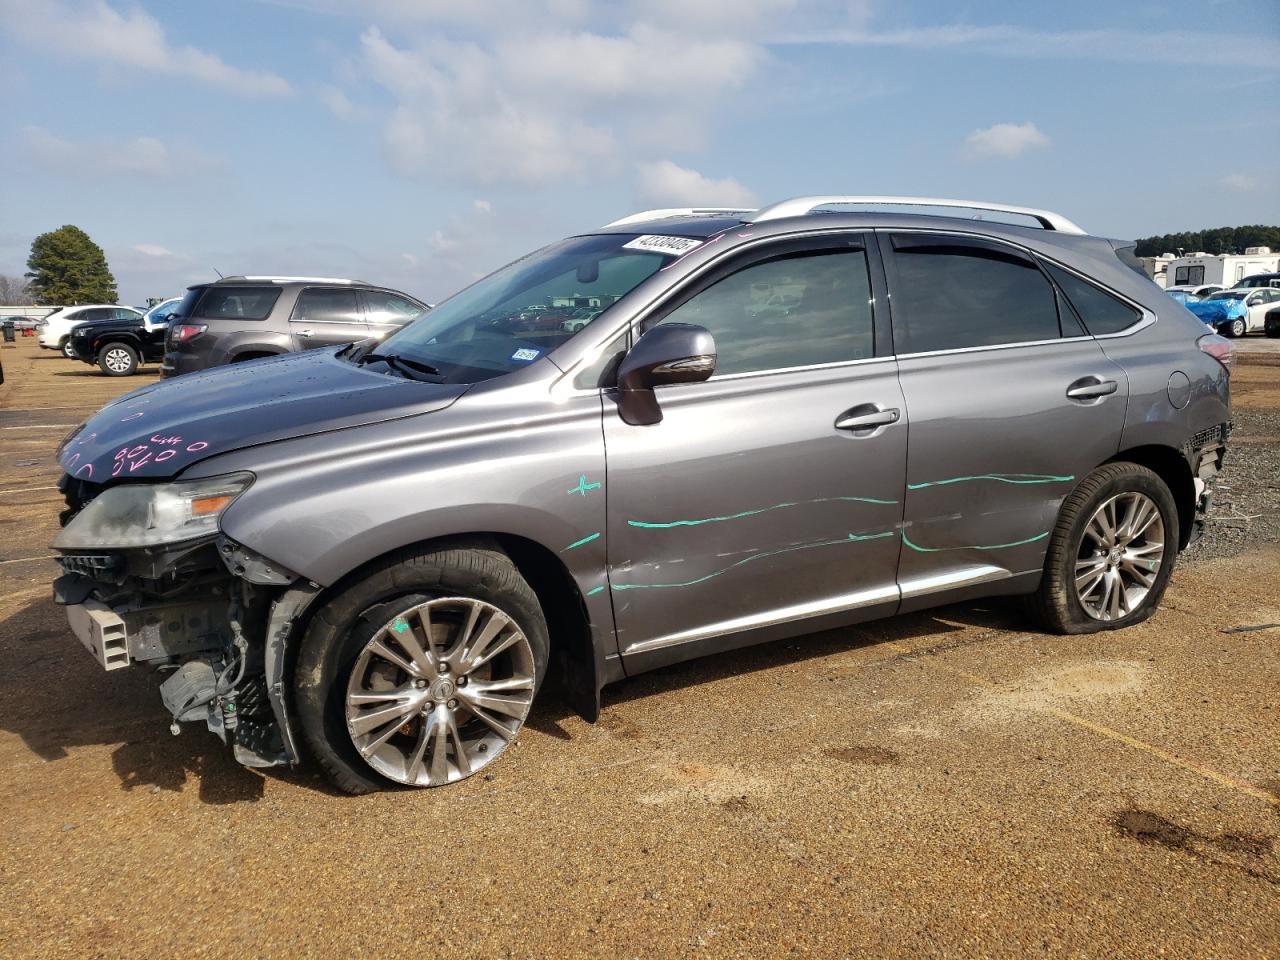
[58,349,468,482]
[1186,299,1245,323]
[71,316,135,333]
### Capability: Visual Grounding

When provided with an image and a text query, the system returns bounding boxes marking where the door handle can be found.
[1066,376,1118,401]
[835,405,901,432]
[295,329,315,338]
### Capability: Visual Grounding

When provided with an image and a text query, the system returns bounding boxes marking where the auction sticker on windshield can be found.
[622,235,703,256]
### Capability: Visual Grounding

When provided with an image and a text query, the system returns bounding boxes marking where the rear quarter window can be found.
[1043,263,1141,335]
[190,286,283,321]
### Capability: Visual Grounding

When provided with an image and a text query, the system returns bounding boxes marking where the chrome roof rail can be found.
[602,207,754,228]
[747,196,1087,234]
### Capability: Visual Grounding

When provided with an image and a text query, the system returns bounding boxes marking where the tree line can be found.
[1134,225,1280,258]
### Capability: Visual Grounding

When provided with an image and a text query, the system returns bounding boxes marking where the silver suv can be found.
[161,276,428,377]
[51,196,1233,793]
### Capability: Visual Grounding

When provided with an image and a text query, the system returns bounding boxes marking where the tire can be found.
[60,338,76,359]
[295,540,550,794]
[1265,316,1280,339]
[1027,462,1179,635]
[1227,317,1247,338]
[98,343,138,376]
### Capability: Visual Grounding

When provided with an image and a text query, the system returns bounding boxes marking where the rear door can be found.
[289,286,369,349]
[604,233,907,672]
[360,288,427,341]
[880,231,1128,608]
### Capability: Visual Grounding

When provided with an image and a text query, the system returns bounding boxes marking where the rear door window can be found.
[1042,263,1142,335]
[191,286,282,321]
[885,236,1062,353]
[292,288,362,324]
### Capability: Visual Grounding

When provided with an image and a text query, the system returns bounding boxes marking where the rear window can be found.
[179,286,282,321]
[1043,263,1141,335]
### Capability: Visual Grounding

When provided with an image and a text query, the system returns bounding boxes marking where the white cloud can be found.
[962,122,1050,160]
[133,244,175,258]
[776,22,1280,70]
[1221,173,1259,192]
[318,84,356,118]
[2,0,292,96]
[358,18,761,184]
[635,160,757,208]
[22,127,180,177]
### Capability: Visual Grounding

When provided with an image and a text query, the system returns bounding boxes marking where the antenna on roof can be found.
[212,267,224,279]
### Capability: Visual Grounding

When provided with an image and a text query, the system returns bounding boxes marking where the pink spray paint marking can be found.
[76,463,93,479]
[120,412,144,422]
[150,434,183,446]
[128,453,152,472]
[186,441,208,453]
[155,449,177,462]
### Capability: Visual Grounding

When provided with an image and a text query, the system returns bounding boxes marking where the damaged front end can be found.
[53,472,316,769]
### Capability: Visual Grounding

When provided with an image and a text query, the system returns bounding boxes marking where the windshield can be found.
[374,233,682,383]
[1209,291,1246,301]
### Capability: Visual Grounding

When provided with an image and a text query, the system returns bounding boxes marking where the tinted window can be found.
[1174,265,1205,285]
[363,290,424,326]
[1044,263,1140,335]
[191,286,282,321]
[113,307,140,320]
[655,249,874,375]
[292,288,361,324]
[888,240,1060,353]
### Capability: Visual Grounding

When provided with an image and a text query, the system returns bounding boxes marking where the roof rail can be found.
[603,207,753,228]
[747,196,1087,235]
[222,275,367,285]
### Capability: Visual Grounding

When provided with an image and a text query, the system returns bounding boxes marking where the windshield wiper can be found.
[357,351,443,381]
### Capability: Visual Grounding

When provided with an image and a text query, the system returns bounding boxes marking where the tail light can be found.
[1197,333,1234,372]
[168,323,207,344]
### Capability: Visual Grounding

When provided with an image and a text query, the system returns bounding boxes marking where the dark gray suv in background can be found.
[51,196,1232,793]
[162,276,428,377]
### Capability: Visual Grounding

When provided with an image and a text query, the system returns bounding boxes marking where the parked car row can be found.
[1168,271,1280,339]
[28,278,430,376]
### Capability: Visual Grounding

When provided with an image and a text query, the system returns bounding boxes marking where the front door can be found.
[603,235,907,672]
[880,231,1129,607]
[289,286,370,349]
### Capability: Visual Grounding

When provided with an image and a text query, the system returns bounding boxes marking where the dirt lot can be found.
[1,337,1277,959]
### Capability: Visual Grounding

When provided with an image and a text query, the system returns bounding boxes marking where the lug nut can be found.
[438,663,450,674]
[447,699,458,710]
[456,676,468,687]
[414,679,427,689]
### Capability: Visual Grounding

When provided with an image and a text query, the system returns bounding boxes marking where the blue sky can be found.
[1,0,1277,306]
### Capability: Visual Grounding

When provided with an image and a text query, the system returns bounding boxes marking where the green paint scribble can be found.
[391,619,410,633]
[611,530,895,592]
[907,473,1073,491]
[627,495,896,529]
[586,586,605,596]
[568,474,602,496]
[562,532,601,552]
[900,530,1049,553]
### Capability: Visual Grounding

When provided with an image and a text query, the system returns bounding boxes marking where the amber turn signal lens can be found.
[190,494,234,516]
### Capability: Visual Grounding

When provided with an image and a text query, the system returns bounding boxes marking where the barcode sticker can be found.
[622,235,703,256]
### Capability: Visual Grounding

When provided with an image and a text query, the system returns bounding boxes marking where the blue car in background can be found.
[1187,288,1280,338]
[1165,289,1200,306]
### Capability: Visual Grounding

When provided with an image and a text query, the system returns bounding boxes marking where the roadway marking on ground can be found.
[0,555,56,565]
[882,639,1280,809]
[0,485,58,494]
[0,424,78,430]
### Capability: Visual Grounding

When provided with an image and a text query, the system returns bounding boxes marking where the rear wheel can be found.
[295,542,549,794]
[60,338,76,359]
[1028,462,1178,634]
[98,343,138,376]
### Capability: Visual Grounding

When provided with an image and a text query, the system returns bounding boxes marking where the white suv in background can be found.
[38,305,144,358]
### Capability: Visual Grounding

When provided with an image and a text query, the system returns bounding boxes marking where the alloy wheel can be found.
[103,348,133,373]
[1074,492,1165,621]
[344,596,536,786]
[62,340,76,358]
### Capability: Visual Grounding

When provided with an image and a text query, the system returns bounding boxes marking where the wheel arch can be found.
[1106,444,1196,550]
[269,530,606,758]
[229,349,282,363]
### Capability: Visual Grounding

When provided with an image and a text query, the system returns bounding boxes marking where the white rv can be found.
[1165,248,1280,289]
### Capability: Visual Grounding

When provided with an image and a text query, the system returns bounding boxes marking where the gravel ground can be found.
[1,339,1277,959]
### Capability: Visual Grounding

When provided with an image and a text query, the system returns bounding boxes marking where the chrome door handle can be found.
[1066,377,1118,400]
[835,406,901,431]
[295,329,315,338]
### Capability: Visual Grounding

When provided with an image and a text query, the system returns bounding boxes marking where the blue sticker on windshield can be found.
[511,348,540,362]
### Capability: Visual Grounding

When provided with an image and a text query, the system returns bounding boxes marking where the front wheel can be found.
[295,542,549,793]
[1227,317,1247,338]
[60,338,76,358]
[1028,462,1178,634]
[98,343,138,376]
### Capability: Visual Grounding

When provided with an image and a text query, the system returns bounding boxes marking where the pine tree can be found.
[24,225,118,304]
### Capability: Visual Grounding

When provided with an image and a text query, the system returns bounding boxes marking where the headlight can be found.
[52,473,253,550]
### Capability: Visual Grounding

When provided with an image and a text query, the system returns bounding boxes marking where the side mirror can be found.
[615,322,716,425]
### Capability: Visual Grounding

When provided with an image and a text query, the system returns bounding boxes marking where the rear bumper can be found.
[162,350,205,378]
